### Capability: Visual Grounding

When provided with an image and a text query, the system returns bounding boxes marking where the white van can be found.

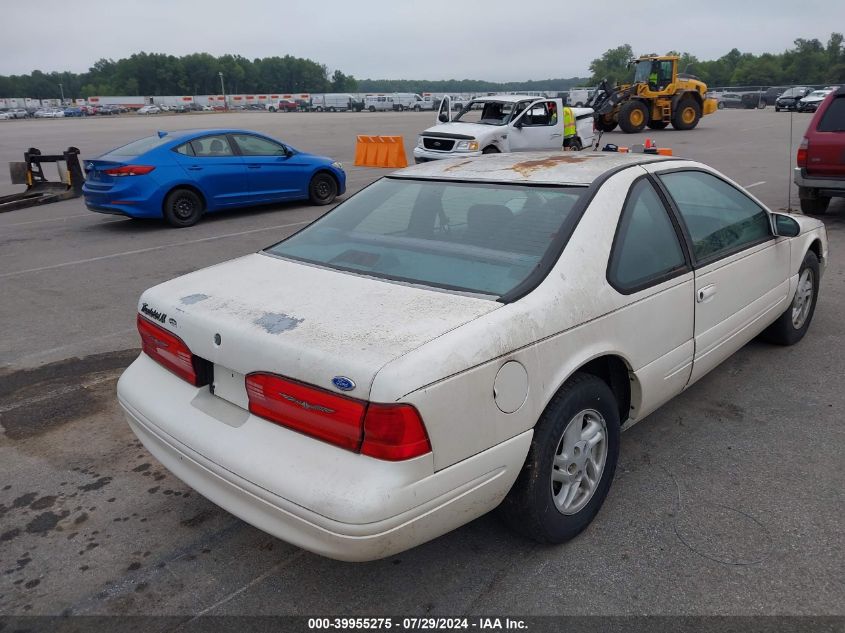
[311,93,355,112]
[364,95,394,112]
[391,93,425,111]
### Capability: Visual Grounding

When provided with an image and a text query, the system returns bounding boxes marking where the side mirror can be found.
[438,112,448,123]
[772,213,800,237]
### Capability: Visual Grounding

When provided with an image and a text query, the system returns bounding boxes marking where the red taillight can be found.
[245,373,431,460]
[245,373,365,451]
[104,165,155,176]
[797,137,809,168]
[361,403,431,461]
[137,315,199,385]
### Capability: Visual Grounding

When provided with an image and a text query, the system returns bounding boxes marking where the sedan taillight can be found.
[137,315,203,386]
[104,165,155,176]
[245,373,431,460]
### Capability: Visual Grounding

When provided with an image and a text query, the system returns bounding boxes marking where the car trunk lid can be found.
[137,252,500,404]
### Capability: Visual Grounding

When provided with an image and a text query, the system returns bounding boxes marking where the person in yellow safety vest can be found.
[563,107,576,138]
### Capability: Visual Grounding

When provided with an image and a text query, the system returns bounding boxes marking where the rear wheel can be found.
[369,106,376,112]
[309,172,338,205]
[268,106,276,113]
[596,116,617,132]
[799,193,830,215]
[482,146,500,154]
[761,251,819,345]
[672,98,702,130]
[647,120,669,130]
[499,373,620,543]
[414,105,421,112]
[717,101,725,110]
[618,101,648,133]
[163,188,203,228]
[565,137,582,151]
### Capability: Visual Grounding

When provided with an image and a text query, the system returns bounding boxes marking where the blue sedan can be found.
[82,129,346,227]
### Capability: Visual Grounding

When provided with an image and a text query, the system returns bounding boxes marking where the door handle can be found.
[187,166,203,171]
[550,133,562,138]
[697,284,716,303]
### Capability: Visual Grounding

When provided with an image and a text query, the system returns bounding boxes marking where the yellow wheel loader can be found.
[590,56,718,133]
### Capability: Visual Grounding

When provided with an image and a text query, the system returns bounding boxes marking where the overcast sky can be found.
[3,0,844,81]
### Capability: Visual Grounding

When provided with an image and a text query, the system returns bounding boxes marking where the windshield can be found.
[266,178,586,297]
[452,100,525,125]
[633,61,652,84]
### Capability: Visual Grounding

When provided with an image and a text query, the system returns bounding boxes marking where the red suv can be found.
[795,86,845,214]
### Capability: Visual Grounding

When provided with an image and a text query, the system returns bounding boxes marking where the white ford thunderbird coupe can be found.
[118,152,827,561]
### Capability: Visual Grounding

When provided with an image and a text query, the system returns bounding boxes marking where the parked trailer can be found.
[87,96,150,110]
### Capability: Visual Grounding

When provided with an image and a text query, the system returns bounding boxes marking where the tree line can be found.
[0,52,359,99]
[3,34,843,100]
[588,34,845,88]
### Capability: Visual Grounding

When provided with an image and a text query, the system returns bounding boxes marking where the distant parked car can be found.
[98,105,120,115]
[716,93,744,109]
[137,105,161,115]
[34,109,64,118]
[64,107,85,117]
[202,105,214,111]
[795,86,845,214]
[797,89,834,113]
[776,87,813,111]
[0,112,10,120]
[267,99,298,112]
[763,86,790,106]
[7,108,29,119]
[82,129,346,227]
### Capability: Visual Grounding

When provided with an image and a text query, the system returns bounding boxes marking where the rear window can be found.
[265,178,585,297]
[108,135,171,157]
[818,96,845,132]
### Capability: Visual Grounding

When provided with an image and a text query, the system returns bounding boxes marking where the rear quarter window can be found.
[818,96,845,132]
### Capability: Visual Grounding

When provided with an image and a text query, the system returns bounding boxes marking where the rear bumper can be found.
[82,182,165,218]
[794,168,845,197]
[117,354,530,561]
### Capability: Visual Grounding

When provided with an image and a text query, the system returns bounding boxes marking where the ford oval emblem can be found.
[332,376,356,392]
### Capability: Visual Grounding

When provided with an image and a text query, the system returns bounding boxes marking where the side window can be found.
[173,143,195,157]
[817,95,845,132]
[659,170,771,262]
[608,179,687,291]
[521,102,554,126]
[190,135,234,157]
[232,134,287,156]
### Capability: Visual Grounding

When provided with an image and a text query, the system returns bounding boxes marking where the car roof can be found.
[392,152,676,186]
[155,129,274,142]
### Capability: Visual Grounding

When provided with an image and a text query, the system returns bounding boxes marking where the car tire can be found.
[269,106,276,112]
[596,116,617,132]
[761,251,820,346]
[717,101,725,110]
[369,106,376,113]
[565,137,583,151]
[499,373,620,543]
[414,105,421,112]
[309,172,338,205]
[775,106,781,112]
[618,100,648,133]
[163,188,203,228]
[799,194,831,215]
[482,146,500,154]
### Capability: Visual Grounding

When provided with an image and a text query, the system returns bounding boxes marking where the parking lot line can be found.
[745,181,766,188]
[0,220,309,279]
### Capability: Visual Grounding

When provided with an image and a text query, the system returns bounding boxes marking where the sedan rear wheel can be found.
[499,373,620,543]
[163,188,203,228]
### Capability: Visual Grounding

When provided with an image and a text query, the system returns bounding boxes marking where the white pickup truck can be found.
[413,95,595,163]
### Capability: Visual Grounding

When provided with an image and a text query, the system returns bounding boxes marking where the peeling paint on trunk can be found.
[180,294,210,305]
[254,312,304,334]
